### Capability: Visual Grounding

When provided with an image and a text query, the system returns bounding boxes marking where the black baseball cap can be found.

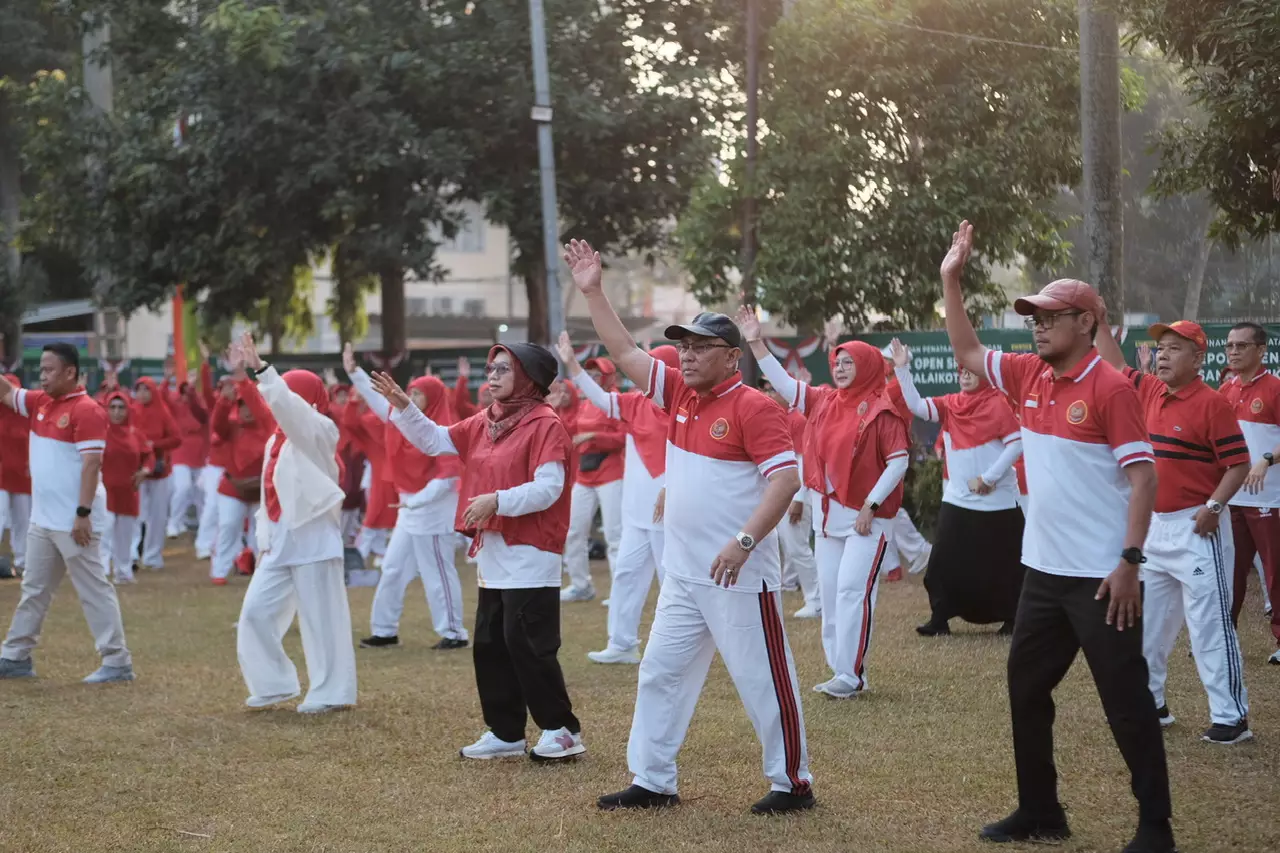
[663,312,742,349]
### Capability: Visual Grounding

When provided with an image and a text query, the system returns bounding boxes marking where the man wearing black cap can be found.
[565,239,814,815]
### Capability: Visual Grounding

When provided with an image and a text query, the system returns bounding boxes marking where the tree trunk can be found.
[378,263,408,380]
[0,97,24,366]
[1182,206,1216,322]
[521,253,550,345]
[1079,1,1124,322]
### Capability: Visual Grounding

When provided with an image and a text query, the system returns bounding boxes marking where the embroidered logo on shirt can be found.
[1252,397,1264,414]
[709,417,729,440]
[1066,400,1088,425]
[1192,567,1205,576]
[56,414,70,429]
[856,401,868,417]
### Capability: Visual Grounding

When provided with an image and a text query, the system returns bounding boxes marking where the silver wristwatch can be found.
[735,531,756,552]
[1205,499,1224,515]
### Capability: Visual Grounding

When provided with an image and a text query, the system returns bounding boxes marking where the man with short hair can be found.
[940,222,1172,853]
[1218,321,1280,663]
[0,343,134,683]
[1098,321,1252,744]
[567,239,814,816]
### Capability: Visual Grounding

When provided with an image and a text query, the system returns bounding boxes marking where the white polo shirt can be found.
[12,388,108,534]
[1219,370,1280,509]
[645,360,797,594]
[985,349,1153,578]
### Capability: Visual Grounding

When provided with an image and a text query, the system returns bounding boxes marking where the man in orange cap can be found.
[939,222,1172,853]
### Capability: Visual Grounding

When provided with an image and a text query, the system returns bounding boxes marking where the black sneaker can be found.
[597,785,680,811]
[1156,705,1175,728]
[1202,719,1252,745]
[432,637,469,650]
[750,789,816,815]
[916,620,951,637]
[979,807,1071,843]
[997,620,1015,636]
[1122,819,1177,853]
[359,635,400,649]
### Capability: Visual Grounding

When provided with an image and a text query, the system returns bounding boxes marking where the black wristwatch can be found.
[75,506,91,518]
[1265,452,1275,467]
[1121,547,1146,566]
[868,501,881,513]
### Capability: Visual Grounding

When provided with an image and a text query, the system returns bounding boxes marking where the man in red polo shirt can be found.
[0,343,134,683]
[567,239,814,816]
[941,222,1172,853]
[1217,321,1280,663]
[1098,322,1251,744]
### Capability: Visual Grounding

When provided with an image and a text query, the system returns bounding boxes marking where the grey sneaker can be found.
[83,664,135,684]
[0,657,35,679]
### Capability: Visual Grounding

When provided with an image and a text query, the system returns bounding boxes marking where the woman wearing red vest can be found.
[745,311,911,699]
[344,345,468,650]
[209,374,275,585]
[371,344,583,762]
[129,377,182,570]
[0,373,31,577]
[890,340,1026,636]
[231,334,356,714]
[328,382,366,545]
[100,392,155,584]
[163,372,210,539]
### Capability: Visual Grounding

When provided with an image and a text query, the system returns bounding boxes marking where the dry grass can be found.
[0,538,1277,853]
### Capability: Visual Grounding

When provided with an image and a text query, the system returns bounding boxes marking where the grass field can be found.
[0,537,1278,853]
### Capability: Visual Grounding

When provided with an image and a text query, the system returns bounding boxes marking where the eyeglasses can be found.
[674,342,733,356]
[832,358,855,370]
[1023,310,1083,331]
[1224,342,1261,352]
[484,364,512,378]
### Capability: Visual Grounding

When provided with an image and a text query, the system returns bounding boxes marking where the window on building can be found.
[442,214,486,253]
[463,298,486,318]
[407,297,428,316]
[432,297,455,316]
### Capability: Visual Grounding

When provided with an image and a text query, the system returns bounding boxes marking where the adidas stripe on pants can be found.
[1143,506,1249,726]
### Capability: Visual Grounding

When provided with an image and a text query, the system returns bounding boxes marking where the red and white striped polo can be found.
[13,388,108,532]
[1219,370,1280,509]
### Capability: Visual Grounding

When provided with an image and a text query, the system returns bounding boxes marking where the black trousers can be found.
[1007,568,1171,823]
[474,587,580,743]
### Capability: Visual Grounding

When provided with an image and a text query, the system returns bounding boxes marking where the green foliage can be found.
[1122,0,1280,246]
[904,456,943,539]
[677,0,1083,332]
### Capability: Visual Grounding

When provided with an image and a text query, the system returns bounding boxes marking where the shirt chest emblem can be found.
[1252,397,1264,414]
[56,413,70,429]
[856,401,868,416]
[709,417,729,440]
[1173,425,1182,432]
[1066,400,1088,425]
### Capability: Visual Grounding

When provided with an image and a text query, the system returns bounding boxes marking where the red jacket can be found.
[0,374,31,495]
[131,377,182,478]
[165,382,210,468]
[101,391,155,516]
[211,380,276,503]
[341,398,398,530]
[200,363,234,469]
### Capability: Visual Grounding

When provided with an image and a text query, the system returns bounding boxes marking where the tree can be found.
[1122,1,1280,247]
[677,0,1083,332]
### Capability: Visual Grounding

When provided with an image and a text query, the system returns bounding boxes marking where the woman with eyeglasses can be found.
[369,345,585,763]
[741,308,911,700]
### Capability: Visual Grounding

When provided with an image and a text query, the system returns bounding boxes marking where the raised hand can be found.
[890,338,910,369]
[563,239,603,295]
[941,220,975,282]
[1137,343,1152,374]
[794,365,813,385]
[822,318,842,350]
[735,306,762,343]
[225,340,246,373]
[422,362,434,378]
[370,371,411,411]
[342,342,357,376]
[322,367,338,386]
[456,356,471,381]
[240,332,264,371]
[556,331,575,366]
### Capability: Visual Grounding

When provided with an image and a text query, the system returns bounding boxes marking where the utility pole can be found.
[1079,1,1123,323]
[528,0,563,346]
[740,0,760,386]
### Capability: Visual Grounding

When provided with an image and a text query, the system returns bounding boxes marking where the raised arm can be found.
[453,357,479,418]
[343,343,391,421]
[565,239,654,391]
[1095,320,1126,370]
[233,334,334,462]
[0,374,14,411]
[889,340,935,421]
[940,221,988,377]
[371,371,458,457]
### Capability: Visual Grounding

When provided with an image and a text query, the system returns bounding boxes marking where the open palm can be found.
[941,221,974,280]
[564,239,602,294]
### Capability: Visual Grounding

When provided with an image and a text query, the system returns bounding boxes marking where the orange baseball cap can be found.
[1013,279,1106,324]
[1148,320,1207,352]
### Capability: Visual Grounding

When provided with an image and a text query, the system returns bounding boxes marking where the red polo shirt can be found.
[1125,369,1248,513]
[13,388,108,532]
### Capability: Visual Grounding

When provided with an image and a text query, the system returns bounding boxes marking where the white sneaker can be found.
[529,727,585,762]
[113,573,137,585]
[814,676,865,699]
[601,598,611,607]
[246,691,300,709]
[587,646,641,665]
[909,547,932,575]
[460,731,527,760]
[793,603,821,619]
[195,549,212,561]
[297,701,348,715]
[1269,649,1280,666]
[559,585,595,603]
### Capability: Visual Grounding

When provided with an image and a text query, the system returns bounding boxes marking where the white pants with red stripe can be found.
[563,479,623,591]
[132,477,172,568]
[778,502,820,609]
[0,491,30,570]
[627,574,812,796]
[356,527,390,561]
[369,530,467,641]
[1143,507,1249,725]
[602,525,665,652]
[814,517,893,691]
[212,495,257,580]
[194,466,224,558]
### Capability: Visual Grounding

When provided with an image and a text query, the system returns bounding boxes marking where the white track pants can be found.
[132,477,172,568]
[779,502,820,608]
[212,495,257,580]
[356,527,389,561]
[341,509,362,547]
[1143,508,1249,725]
[887,507,930,573]
[814,519,893,690]
[627,574,812,796]
[604,525,665,652]
[194,466,224,557]
[369,530,467,641]
[100,513,139,581]
[1,525,131,667]
[237,556,357,708]
[1,491,30,569]
[563,479,623,590]
[166,464,202,537]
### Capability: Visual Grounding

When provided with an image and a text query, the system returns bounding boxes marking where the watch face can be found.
[739,534,755,549]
